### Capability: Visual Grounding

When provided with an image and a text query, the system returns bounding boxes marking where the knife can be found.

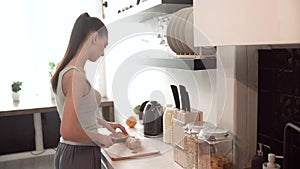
[179,85,187,112]
[112,137,128,144]
[185,91,191,112]
[170,85,180,109]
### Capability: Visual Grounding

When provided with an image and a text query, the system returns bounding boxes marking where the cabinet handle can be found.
[103,1,108,8]
[175,143,185,151]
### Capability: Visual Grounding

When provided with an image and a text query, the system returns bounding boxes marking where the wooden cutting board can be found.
[104,139,160,161]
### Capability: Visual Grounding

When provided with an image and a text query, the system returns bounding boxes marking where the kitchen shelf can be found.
[144,56,217,70]
[103,0,192,23]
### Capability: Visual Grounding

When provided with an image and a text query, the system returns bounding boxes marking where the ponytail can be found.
[51,12,107,93]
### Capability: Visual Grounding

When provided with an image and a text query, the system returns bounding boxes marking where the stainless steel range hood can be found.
[104,0,192,23]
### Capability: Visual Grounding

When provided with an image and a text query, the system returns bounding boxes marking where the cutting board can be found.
[104,139,160,161]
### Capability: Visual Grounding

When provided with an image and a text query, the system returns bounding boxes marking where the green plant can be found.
[49,61,56,77]
[11,81,23,93]
[133,105,141,114]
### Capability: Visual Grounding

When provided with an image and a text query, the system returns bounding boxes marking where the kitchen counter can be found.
[0,94,56,117]
[0,94,115,161]
[100,125,182,169]
[0,94,114,120]
[101,149,180,169]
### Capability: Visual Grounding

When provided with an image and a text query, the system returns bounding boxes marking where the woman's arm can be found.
[97,117,117,135]
[108,121,128,135]
[94,90,128,135]
[97,118,128,135]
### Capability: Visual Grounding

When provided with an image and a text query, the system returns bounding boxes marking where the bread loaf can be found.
[125,136,142,149]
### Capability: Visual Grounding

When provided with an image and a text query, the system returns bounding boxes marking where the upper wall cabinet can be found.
[193,0,300,46]
[101,0,192,24]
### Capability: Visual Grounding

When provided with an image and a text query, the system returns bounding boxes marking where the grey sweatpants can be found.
[54,142,101,169]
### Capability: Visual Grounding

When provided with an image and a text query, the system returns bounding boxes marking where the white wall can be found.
[100,17,216,124]
[216,46,260,168]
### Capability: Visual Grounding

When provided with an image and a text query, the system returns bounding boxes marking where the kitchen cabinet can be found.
[0,114,35,155]
[101,0,192,23]
[194,0,300,46]
[0,95,58,156]
[0,95,114,160]
[41,112,61,149]
[0,107,59,156]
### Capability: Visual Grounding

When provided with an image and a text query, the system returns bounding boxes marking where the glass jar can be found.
[183,121,214,169]
[198,127,233,169]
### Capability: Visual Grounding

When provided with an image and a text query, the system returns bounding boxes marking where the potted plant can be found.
[49,61,56,99]
[11,81,22,102]
[49,61,56,78]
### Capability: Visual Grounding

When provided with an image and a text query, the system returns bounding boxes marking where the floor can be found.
[0,155,54,169]
[0,154,108,169]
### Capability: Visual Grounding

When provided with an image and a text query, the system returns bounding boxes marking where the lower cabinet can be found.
[0,103,113,155]
[0,114,35,155]
[41,112,61,149]
[0,111,61,155]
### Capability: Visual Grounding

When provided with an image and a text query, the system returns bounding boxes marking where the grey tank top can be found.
[55,66,100,146]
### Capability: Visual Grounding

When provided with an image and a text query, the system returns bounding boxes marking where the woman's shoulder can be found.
[61,67,86,89]
[63,67,85,81]
[61,65,85,74]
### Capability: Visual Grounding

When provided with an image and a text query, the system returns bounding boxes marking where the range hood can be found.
[103,0,192,23]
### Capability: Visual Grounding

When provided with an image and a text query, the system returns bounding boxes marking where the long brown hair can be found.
[51,12,108,93]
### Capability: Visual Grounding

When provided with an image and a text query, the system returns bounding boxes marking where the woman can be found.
[51,12,128,169]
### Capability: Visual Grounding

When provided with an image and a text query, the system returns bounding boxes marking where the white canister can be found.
[163,104,175,144]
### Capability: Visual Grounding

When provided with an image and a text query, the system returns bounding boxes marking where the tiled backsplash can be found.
[258,48,300,168]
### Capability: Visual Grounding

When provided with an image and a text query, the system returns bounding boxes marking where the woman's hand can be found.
[97,117,128,136]
[108,122,129,136]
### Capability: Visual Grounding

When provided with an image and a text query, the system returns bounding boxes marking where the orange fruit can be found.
[126,116,137,128]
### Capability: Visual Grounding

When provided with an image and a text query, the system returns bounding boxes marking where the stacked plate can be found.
[166,7,215,56]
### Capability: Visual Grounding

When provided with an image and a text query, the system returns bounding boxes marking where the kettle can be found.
[142,101,164,137]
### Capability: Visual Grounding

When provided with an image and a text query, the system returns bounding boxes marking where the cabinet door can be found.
[0,115,35,155]
[41,112,61,149]
[194,0,300,46]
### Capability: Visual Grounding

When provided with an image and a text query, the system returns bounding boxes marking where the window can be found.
[0,0,99,99]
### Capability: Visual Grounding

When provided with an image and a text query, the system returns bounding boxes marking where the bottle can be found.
[262,153,281,169]
[251,143,270,169]
[163,104,174,144]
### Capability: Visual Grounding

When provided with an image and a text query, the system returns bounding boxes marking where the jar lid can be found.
[199,127,230,140]
[186,121,214,133]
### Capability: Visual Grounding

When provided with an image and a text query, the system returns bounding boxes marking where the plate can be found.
[166,14,178,54]
[184,9,198,54]
[173,8,189,54]
[169,9,184,54]
[184,8,194,45]
[179,7,194,54]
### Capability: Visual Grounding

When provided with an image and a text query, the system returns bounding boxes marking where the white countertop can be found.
[101,148,181,169]
[0,93,113,117]
[99,125,182,169]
